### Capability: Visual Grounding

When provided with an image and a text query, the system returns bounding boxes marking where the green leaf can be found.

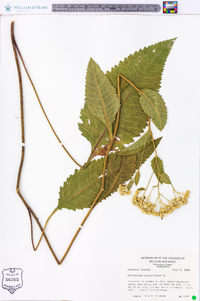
[126,137,162,190]
[160,172,171,185]
[135,137,162,169]
[99,154,137,201]
[127,179,134,191]
[58,158,103,210]
[151,156,164,179]
[85,58,120,139]
[57,137,161,211]
[119,133,161,161]
[127,169,142,191]
[114,86,148,144]
[135,170,140,186]
[57,153,137,211]
[151,156,171,184]
[139,89,167,131]
[80,37,175,155]
[120,131,151,155]
[102,38,175,153]
[78,84,148,157]
[78,103,110,151]
[137,187,145,191]
[106,38,176,92]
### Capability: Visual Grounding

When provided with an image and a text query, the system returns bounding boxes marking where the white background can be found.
[0,14,200,300]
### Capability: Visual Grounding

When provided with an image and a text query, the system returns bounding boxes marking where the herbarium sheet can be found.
[0,14,199,301]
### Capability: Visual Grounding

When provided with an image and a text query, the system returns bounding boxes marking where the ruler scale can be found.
[52,4,161,13]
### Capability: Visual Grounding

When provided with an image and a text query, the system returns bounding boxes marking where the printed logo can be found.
[4,4,12,12]
[2,268,23,294]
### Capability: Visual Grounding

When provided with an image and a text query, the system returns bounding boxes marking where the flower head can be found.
[131,188,189,219]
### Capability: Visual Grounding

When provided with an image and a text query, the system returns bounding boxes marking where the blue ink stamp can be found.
[2,268,23,294]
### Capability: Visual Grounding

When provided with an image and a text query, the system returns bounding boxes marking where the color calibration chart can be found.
[163,1,178,13]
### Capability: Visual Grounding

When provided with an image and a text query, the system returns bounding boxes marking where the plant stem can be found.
[11,21,61,265]
[34,133,115,264]
[148,117,162,198]
[59,171,105,264]
[84,75,135,167]
[142,171,154,198]
[84,127,107,168]
[11,20,123,264]
[58,78,122,264]
[35,209,58,251]
[11,21,82,169]
[119,74,141,92]
[148,117,158,158]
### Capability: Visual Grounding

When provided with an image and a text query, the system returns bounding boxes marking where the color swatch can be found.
[163,1,177,13]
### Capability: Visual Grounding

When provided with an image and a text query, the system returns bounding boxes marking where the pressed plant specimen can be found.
[11,21,189,265]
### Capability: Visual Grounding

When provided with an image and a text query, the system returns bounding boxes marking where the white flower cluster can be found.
[119,184,131,196]
[132,189,190,219]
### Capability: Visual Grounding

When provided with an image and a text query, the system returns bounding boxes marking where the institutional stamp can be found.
[2,268,23,294]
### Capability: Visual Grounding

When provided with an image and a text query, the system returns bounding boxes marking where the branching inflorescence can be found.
[131,187,190,219]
